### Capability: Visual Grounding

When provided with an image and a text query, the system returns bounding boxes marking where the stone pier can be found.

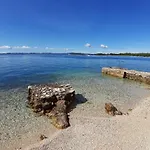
[102,67,150,85]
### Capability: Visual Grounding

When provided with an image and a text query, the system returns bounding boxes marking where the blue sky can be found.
[0,0,150,53]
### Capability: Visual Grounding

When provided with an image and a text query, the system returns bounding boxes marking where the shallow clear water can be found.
[1,54,150,88]
[0,54,150,149]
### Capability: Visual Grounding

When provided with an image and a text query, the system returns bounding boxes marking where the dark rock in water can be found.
[27,84,75,129]
[105,103,122,116]
[40,134,47,140]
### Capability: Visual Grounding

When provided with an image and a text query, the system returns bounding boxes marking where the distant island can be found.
[1,52,150,57]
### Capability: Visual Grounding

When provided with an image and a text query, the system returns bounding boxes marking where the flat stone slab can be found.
[102,67,150,84]
[27,84,75,129]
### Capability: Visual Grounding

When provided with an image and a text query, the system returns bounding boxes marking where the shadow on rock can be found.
[68,94,88,113]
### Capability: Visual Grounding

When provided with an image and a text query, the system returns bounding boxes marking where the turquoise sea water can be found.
[0,54,150,150]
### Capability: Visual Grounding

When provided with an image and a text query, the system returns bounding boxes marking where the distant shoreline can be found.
[0,52,150,57]
[69,52,150,57]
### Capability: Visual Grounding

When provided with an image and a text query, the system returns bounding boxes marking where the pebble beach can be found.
[25,95,150,150]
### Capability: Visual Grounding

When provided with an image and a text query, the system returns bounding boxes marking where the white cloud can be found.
[0,45,33,49]
[13,46,31,49]
[0,45,11,49]
[100,44,108,49]
[85,43,91,48]
[34,47,38,49]
[21,46,30,49]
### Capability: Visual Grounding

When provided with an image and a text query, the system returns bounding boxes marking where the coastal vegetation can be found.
[1,52,150,57]
[70,52,150,57]
[96,52,150,57]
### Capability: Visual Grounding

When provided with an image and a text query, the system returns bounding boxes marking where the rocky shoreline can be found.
[27,84,75,129]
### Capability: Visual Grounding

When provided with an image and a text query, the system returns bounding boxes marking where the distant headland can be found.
[69,52,150,57]
[0,52,150,57]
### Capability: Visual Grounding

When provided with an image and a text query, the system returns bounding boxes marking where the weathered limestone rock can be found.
[105,103,122,116]
[102,67,150,84]
[27,84,75,129]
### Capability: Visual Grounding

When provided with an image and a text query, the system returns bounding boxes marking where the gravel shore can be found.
[24,96,150,150]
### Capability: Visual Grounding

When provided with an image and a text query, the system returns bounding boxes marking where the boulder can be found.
[27,84,75,129]
[105,103,122,116]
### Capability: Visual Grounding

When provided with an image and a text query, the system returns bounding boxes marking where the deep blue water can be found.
[0,54,150,89]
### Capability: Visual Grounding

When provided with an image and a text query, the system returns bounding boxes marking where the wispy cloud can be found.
[45,47,54,50]
[0,45,11,49]
[100,44,108,49]
[19,46,30,49]
[64,48,69,51]
[45,47,49,49]
[13,46,20,49]
[21,46,30,49]
[11,46,31,49]
[85,43,91,48]
[64,48,74,51]
[45,47,74,51]
[0,45,40,50]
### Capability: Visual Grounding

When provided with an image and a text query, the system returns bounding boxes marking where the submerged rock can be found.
[105,103,122,116]
[27,84,75,129]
